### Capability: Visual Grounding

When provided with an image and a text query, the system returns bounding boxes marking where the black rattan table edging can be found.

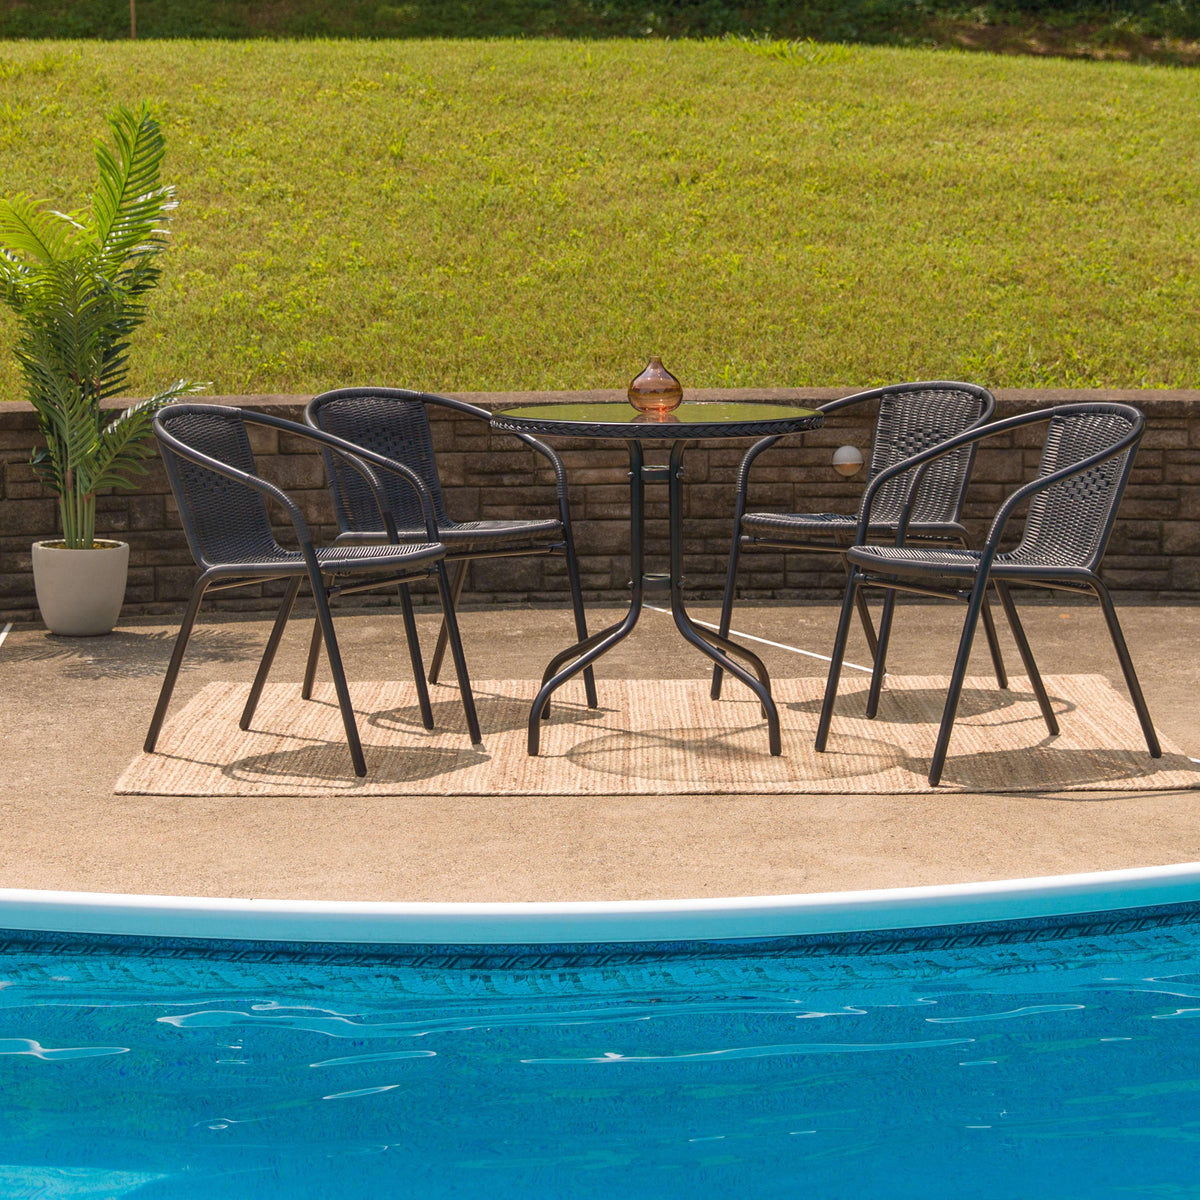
[490,400,825,756]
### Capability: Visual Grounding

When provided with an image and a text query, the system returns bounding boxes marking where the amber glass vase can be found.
[627,357,683,414]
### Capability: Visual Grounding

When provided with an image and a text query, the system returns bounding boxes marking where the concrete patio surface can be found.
[1,600,1197,904]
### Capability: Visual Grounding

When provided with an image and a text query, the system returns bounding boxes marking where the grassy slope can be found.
[0,38,1197,394]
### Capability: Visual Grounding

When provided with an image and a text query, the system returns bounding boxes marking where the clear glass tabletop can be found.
[490,400,824,439]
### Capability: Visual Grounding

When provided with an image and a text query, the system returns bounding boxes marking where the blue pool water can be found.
[3,911,1200,1198]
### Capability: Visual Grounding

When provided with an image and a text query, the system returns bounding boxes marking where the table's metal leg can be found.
[666,441,781,755]
[537,614,637,695]
[528,437,784,758]
[527,441,648,754]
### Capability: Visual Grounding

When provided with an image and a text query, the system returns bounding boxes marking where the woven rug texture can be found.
[115,675,1199,797]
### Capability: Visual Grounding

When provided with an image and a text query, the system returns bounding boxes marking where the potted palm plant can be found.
[0,102,200,635]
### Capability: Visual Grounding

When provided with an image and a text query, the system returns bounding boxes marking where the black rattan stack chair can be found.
[711,381,1006,702]
[815,402,1161,786]
[145,404,481,778]
[305,387,597,710]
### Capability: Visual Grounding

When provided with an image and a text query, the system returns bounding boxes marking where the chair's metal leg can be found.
[815,571,862,753]
[397,583,434,730]
[434,561,481,744]
[928,575,990,787]
[562,530,599,710]
[144,578,209,753]
[1091,579,1161,758]
[835,540,880,660]
[979,591,1008,690]
[308,569,367,778]
[428,558,468,685]
[241,577,302,730]
[709,525,744,701]
[865,588,896,719]
[301,574,332,701]
[853,578,880,659]
[956,536,1007,690]
[993,582,1058,737]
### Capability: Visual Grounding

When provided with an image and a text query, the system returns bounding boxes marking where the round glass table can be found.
[489,401,825,756]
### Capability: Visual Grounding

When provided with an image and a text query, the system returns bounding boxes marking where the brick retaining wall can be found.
[2,388,1198,623]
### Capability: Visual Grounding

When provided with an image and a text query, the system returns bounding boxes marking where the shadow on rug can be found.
[115,676,1199,797]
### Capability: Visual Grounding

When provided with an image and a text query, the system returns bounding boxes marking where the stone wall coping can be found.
[3,386,1200,418]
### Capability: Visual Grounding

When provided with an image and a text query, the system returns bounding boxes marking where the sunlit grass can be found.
[0,38,1196,394]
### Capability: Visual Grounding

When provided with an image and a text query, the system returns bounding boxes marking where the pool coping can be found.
[3,862,1200,946]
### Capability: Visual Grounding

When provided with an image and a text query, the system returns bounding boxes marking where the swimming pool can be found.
[2,867,1200,1198]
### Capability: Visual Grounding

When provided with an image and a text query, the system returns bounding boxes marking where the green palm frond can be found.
[0,102,200,548]
[22,370,82,493]
[0,248,30,312]
[86,381,205,494]
[15,263,123,400]
[23,368,100,482]
[0,193,81,267]
[92,104,175,289]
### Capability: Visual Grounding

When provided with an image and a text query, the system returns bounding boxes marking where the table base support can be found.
[526,439,782,757]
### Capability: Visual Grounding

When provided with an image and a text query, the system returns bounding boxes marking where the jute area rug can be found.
[115,675,1200,797]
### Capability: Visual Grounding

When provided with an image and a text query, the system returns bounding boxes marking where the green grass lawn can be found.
[0,37,1197,395]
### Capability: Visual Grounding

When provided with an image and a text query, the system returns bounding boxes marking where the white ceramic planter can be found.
[31,539,130,636]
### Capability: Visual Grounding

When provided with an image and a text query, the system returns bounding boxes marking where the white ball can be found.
[832,445,864,477]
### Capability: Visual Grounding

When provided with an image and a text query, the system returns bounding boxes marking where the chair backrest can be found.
[155,405,282,569]
[1008,404,1144,571]
[851,383,995,527]
[307,389,451,534]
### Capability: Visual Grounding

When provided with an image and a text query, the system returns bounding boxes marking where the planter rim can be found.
[32,538,129,551]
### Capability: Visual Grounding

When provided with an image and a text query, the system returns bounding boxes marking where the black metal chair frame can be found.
[814,402,1161,786]
[711,381,1007,702]
[305,387,597,710]
[145,404,481,779]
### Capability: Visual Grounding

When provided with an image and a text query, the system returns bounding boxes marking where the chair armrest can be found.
[857,404,1143,559]
[436,397,575,509]
[728,435,788,525]
[333,389,575,513]
[400,390,493,423]
[315,441,402,543]
[731,382,988,528]
[976,431,1141,568]
[855,408,1042,542]
[815,389,882,417]
[153,418,315,547]
[889,457,940,547]
[517,433,573,515]
[485,424,572,507]
[422,394,580,531]
[241,410,442,542]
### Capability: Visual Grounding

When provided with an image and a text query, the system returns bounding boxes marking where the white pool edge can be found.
[3,862,1200,946]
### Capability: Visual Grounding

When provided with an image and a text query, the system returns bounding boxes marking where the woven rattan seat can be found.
[847,545,982,576]
[192,542,452,574]
[740,512,970,539]
[712,381,1004,700]
[144,404,481,778]
[306,387,596,709]
[816,402,1161,786]
[848,542,1096,577]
